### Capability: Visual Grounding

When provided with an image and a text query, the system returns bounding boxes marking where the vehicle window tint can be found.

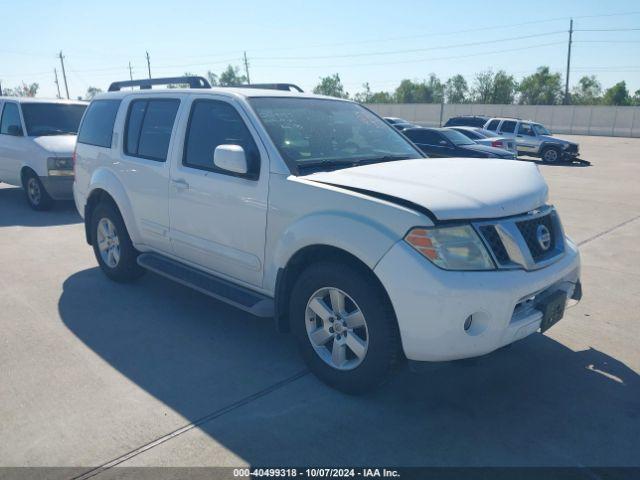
[183,100,260,178]
[456,129,480,139]
[77,100,121,148]
[0,103,22,135]
[21,103,86,136]
[500,121,516,133]
[125,99,179,162]
[486,120,499,131]
[406,129,440,144]
[518,123,535,136]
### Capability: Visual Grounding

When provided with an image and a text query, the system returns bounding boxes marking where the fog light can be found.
[464,315,473,331]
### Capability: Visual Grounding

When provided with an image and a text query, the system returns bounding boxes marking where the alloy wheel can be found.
[305,287,369,370]
[27,177,41,206]
[97,218,121,268]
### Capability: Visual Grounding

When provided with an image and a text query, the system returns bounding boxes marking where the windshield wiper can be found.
[351,154,414,166]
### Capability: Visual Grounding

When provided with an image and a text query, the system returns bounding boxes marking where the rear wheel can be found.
[23,171,54,211]
[91,202,145,282]
[541,146,561,163]
[289,262,401,394]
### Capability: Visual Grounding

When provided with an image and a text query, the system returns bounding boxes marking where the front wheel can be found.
[541,146,561,163]
[23,171,54,211]
[91,202,145,282]
[289,262,401,394]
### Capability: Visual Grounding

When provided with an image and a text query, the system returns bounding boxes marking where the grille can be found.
[479,225,510,264]
[516,214,556,261]
[565,144,578,154]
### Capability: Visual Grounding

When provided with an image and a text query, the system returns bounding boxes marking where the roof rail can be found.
[228,83,303,92]
[108,76,211,92]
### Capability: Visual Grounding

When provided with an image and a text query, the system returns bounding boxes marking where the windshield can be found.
[441,129,476,146]
[249,98,421,171]
[533,123,551,136]
[21,103,87,136]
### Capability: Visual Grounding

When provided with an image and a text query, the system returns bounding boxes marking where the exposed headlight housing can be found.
[405,225,495,271]
[47,157,74,176]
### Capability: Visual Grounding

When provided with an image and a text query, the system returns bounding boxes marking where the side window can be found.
[77,100,121,148]
[486,120,499,131]
[407,130,439,144]
[0,103,22,135]
[183,99,260,178]
[500,120,516,133]
[518,123,535,136]
[125,99,180,162]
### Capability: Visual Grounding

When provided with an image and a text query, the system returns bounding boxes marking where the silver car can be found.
[448,126,517,155]
[484,118,579,163]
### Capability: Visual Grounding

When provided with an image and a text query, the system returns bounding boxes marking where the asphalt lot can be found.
[1,135,639,474]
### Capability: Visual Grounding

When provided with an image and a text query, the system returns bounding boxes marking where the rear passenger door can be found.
[167,95,269,288]
[118,95,183,253]
[497,120,517,140]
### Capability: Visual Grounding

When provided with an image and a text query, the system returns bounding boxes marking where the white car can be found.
[73,77,581,393]
[0,97,87,209]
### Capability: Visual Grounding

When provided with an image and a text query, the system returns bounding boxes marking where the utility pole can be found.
[145,51,152,79]
[564,18,573,105]
[243,51,251,84]
[0,80,3,96]
[54,68,61,99]
[128,62,134,81]
[58,51,70,99]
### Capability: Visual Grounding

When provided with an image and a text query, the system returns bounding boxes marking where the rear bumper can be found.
[374,238,581,362]
[39,175,74,200]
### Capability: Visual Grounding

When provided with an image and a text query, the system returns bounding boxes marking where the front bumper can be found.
[39,175,74,200]
[374,237,581,362]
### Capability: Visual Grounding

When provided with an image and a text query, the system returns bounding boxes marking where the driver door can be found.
[515,122,539,154]
[168,95,269,287]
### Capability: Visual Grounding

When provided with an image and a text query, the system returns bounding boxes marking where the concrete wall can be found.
[366,103,640,138]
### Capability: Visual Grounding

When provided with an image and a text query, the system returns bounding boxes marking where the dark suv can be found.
[444,115,491,128]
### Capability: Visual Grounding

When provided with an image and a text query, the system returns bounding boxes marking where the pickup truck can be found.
[484,117,580,163]
[73,77,582,393]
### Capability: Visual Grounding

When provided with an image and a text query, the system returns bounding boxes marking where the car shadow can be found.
[58,268,640,467]
[519,157,592,167]
[0,186,81,227]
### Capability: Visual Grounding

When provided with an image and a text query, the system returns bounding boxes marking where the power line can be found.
[574,28,640,32]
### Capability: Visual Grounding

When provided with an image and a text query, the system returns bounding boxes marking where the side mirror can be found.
[213,144,248,175]
[439,140,449,146]
[7,125,23,136]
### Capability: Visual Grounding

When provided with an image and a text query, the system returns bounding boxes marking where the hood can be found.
[460,143,513,157]
[539,135,575,146]
[303,158,548,221]
[32,135,77,156]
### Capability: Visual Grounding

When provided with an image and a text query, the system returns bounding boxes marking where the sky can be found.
[1,0,639,100]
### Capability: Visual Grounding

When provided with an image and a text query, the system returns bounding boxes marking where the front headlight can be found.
[405,225,495,271]
[47,157,74,176]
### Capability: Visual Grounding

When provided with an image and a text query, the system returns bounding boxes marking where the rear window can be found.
[77,100,121,148]
[124,99,180,162]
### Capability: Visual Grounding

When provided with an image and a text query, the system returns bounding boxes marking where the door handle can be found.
[171,178,190,190]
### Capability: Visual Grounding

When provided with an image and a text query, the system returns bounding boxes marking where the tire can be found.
[91,201,145,282]
[541,146,561,163]
[289,261,401,394]
[23,170,54,211]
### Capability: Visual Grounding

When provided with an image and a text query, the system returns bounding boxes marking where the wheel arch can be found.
[273,244,396,334]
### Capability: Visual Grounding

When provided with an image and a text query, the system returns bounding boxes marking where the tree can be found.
[84,86,103,100]
[472,70,516,104]
[444,75,468,103]
[353,82,393,103]
[218,65,247,86]
[2,82,39,97]
[394,74,443,103]
[206,71,219,86]
[571,75,602,105]
[517,66,563,105]
[632,89,640,106]
[313,73,348,98]
[602,81,631,106]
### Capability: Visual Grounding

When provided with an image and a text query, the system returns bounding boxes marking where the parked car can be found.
[448,126,517,155]
[444,115,491,128]
[383,116,410,125]
[484,118,579,163]
[0,97,87,209]
[404,127,516,159]
[74,77,581,393]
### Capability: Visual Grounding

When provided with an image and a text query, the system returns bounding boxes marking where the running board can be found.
[137,253,274,317]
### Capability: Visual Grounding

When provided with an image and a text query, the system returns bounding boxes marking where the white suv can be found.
[0,97,87,209]
[73,77,581,393]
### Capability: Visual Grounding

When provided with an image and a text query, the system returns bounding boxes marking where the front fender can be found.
[265,211,401,292]
[88,168,141,244]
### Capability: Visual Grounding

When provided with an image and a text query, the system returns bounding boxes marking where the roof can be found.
[0,96,87,105]
[92,87,345,102]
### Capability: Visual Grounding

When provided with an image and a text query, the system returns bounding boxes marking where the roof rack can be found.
[229,83,303,92]
[108,76,211,92]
